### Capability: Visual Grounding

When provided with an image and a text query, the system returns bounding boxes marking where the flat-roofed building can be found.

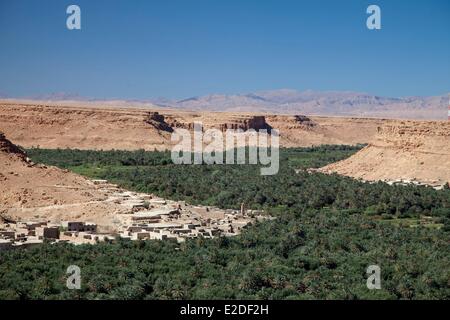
[183,223,201,230]
[36,226,60,239]
[131,232,150,240]
[131,209,179,221]
[146,222,181,229]
[67,222,85,232]
[0,231,15,239]
[172,228,192,235]
[66,222,97,233]
[84,223,97,233]
[150,231,168,240]
[127,226,144,233]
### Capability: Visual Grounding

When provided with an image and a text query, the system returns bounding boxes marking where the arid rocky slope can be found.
[319,121,450,187]
[1,102,448,188]
[0,132,125,230]
[0,102,393,150]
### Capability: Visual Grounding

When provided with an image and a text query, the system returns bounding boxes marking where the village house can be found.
[35,226,60,240]
[65,221,97,233]
[0,230,15,239]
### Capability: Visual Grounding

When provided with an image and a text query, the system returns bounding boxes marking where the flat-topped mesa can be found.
[144,112,174,133]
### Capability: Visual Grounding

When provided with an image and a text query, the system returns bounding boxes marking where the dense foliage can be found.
[0,146,448,300]
[1,210,448,300]
[27,146,450,219]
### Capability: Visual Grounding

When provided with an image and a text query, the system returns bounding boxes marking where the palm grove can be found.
[0,146,448,299]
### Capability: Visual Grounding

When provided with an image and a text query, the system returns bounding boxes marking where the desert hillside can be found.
[0,102,394,150]
[319,121,450,188]
[1,102,448,188]
[0,132,125,231]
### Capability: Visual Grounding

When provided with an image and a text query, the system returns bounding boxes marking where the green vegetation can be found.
[27,146,450,220]
[0,146,448,300]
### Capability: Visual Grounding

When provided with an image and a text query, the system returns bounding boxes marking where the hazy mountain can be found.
[2,89,448,120]
[152,89,448,120]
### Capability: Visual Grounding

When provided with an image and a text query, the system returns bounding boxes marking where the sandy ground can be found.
[1,102,448,229]
[0,102,398,150]
[319,121,450,187]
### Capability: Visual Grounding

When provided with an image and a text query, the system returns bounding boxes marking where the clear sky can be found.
[0,0,449,99]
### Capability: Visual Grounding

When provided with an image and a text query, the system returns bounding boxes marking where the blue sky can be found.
[0,0,449,99]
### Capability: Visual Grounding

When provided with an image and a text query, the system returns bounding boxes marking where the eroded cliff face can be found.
[0,102,391,150]
[163,115,272,132]
[217,115,272,132]
[373,122,450,151]
[145,112,174,133]
[266,115,317,130]
[0,104,171,150]
[0,132,27,160]
[319,121,450,187]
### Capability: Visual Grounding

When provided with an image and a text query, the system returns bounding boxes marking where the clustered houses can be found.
[0,180,269,250]
[0,220,109,249]
[384,178,447,190]
[0,221,61,250]
[118,203,266,243]
[64,221,98,233]
[103,179,269,243]
[60,221,114,244]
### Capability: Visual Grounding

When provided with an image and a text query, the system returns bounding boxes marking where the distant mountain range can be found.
[152,89,448,120]
[3,89,449,120]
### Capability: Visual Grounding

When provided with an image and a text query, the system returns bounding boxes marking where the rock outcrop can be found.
[165,115,273,132]
[0,132,27,160]
[217,116,272,132]
[145,112,174,132]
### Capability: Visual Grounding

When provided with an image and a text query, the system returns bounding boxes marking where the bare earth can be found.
[0,101,449,228]
[0,132,261,234]
[0,133,129,231]
[319,121,450,187]
[0,102,394,150]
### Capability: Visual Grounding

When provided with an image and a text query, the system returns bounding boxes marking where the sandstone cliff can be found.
[0,103,389,150]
